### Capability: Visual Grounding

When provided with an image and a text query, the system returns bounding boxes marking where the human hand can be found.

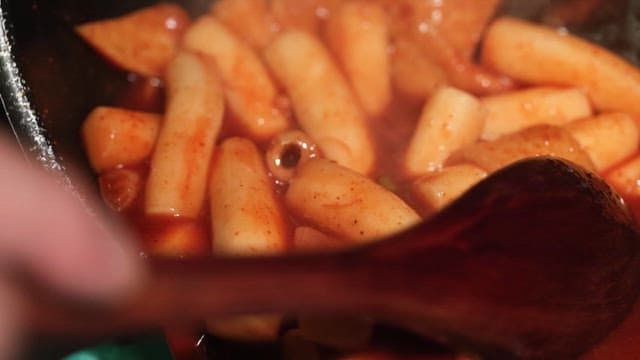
[0,136,143,358]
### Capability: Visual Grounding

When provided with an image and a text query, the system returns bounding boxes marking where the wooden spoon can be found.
[27,158,640,359]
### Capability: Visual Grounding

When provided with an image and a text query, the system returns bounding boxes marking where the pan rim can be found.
[0,5,66,175]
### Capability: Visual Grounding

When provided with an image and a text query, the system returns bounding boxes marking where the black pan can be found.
[0,0,638,359]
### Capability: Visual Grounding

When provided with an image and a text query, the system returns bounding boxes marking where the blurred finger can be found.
[0,279,22,359]
[0,137,143,303]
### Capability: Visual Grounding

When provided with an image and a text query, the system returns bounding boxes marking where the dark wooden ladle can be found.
[28,158,640,359]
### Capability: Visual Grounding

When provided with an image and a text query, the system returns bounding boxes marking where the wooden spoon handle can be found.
[23,253,369,336]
